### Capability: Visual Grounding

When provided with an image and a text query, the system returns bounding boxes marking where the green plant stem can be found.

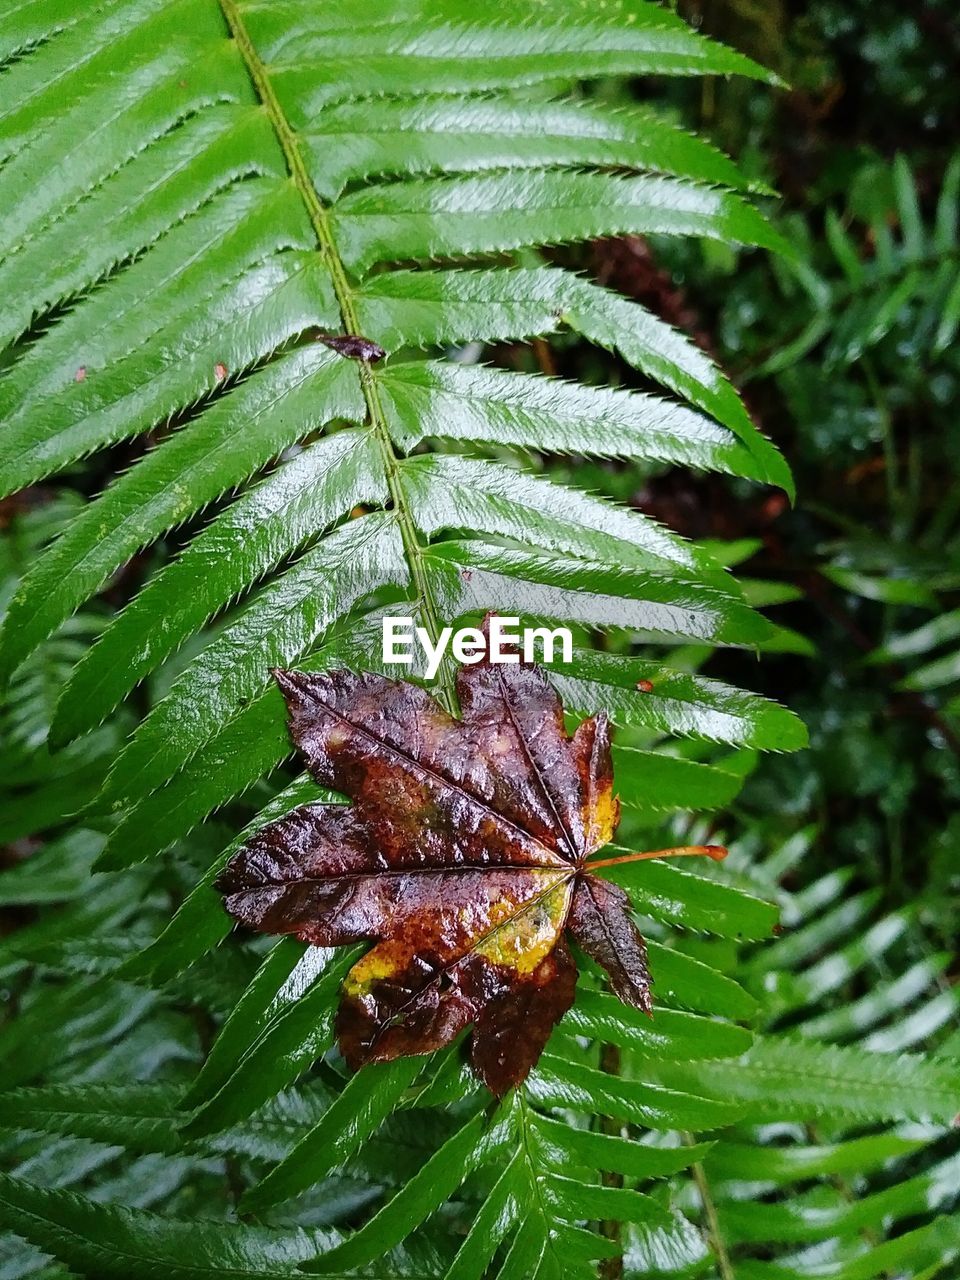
[862,356,901,543]
[186,1000,245,1213]
[598,1042,625,1280]
[683,1134,735,1280]
[216,0,457,712]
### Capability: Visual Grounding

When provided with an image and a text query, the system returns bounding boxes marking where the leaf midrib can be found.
[4,182,290,419]
[492,661,581,859]
[363,875,574,1056]
[60,345,334,588]
[227,865,571,894]
[217,0,456,710]
[297,694,573,870]
[103,512,396,806]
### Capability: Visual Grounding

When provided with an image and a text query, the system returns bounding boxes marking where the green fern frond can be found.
[759,152,960,374]
[656,826,960,1280]
[0,0,805,868]
[8,4,948,1280]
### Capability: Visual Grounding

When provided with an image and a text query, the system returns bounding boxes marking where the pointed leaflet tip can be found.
[271,667,308,697]
[570,876,652,1015]
[271,667,339,712]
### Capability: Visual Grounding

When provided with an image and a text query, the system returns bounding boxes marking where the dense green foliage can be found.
[0,1,957,1278]
[669,1,960,944]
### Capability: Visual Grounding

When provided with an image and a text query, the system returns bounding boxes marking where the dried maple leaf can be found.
[217,623,725,1095]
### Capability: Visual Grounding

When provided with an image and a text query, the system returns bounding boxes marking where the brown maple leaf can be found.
[217,624,725,1095]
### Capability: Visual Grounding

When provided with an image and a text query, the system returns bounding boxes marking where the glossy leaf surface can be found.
[219,632,673,1094]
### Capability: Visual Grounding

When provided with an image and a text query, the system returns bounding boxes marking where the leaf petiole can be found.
[586,844,728,871]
